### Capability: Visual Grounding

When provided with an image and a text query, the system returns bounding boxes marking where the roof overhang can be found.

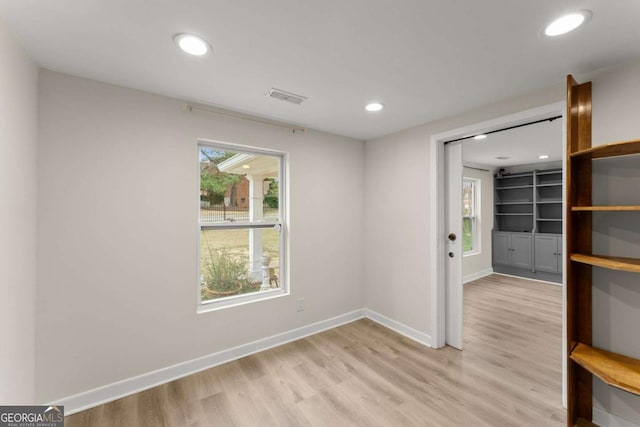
[217,153,278,177]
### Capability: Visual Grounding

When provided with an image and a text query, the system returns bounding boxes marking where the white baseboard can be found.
[363,308,432,347]
[594,407,640,427]
[463,268,493,284]
[56,308,436,415]
[493,271,562,286]
[57,309,365,415]
[53,309,636,426]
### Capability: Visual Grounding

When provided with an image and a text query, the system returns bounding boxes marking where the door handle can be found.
[449,252,454,258]
[448,233,457,241]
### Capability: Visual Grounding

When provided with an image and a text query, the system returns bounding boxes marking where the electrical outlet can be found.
[296,297,305,312]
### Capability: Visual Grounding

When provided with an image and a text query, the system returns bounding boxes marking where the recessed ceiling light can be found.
[474,134,488,140]
[538,154,550,159]
[495,156,510,160]
[242,164,250,169]
[365,102,384,112]
[545,11,591,37]
[174,33,210,56]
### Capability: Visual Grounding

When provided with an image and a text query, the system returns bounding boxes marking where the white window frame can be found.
[197,140,288,312]
[463,177,481,256]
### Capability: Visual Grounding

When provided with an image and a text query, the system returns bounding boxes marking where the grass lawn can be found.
[463,217,473,252]
[200,228,279,257]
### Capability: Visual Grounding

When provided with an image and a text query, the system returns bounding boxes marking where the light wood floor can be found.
[66,274,565,426]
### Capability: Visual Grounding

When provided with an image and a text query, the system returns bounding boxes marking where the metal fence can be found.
[200,205,279,223]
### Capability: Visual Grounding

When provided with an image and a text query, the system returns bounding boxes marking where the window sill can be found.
[464,250,481,257]
[197,288,289,313]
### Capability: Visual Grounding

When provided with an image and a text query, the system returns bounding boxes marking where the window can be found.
[198,142,286,310]
[462,177,480,255]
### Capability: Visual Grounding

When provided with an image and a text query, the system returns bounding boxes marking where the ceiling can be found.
[462,117,563,169]
[1,1,639,140]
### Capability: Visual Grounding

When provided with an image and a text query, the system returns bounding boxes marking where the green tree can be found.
[200,149,242,204]
[263,178,279,208]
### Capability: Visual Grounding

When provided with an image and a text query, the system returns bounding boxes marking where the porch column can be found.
[248,174,266,282]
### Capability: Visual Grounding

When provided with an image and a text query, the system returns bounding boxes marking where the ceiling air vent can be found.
[266,88,307,105]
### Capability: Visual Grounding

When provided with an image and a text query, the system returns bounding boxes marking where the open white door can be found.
[445,141,463,349]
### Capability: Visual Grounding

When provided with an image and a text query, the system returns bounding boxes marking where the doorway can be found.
[462,116,564,285]
[430,101,567,403]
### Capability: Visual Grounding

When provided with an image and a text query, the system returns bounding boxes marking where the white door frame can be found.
[429,101,567,403]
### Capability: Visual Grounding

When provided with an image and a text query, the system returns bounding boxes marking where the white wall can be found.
[26,49,640,423]
[0,20,38,404]
[35,70,365,402]
[363,62,640,425]
[364,84,563,335]
[589,62,640,425]
[501,160,562,175]
[462,167,493,282]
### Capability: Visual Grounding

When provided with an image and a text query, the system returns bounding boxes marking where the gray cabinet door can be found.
[556,237,563,274]
[493,232,511,266]
[535,235,559,273]
[511,234,533,269]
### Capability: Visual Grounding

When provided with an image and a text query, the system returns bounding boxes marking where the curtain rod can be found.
[464,166,490,172]
[444,115,562,145]
[182,102,306,134]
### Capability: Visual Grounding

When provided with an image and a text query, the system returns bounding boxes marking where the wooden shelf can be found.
[572,205,640,211]
[570,254,640,273]
[570,138,640,159]
[537,218,562,222]
[538,200,562,204]
[570,343,640,396]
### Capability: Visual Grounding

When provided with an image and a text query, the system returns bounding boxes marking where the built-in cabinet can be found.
[536,170,563,234]
[494,172,534,232]
[492,168,562,282]
[534,234,562,273]
[493,232,532,269]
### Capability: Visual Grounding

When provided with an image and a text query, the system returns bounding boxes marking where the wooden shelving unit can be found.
[570,254,640,273]
[572,205,640,211]
[566,75,640,426]
[575,418,598,427]
[569,138,640,159]
[570,343,640,396]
